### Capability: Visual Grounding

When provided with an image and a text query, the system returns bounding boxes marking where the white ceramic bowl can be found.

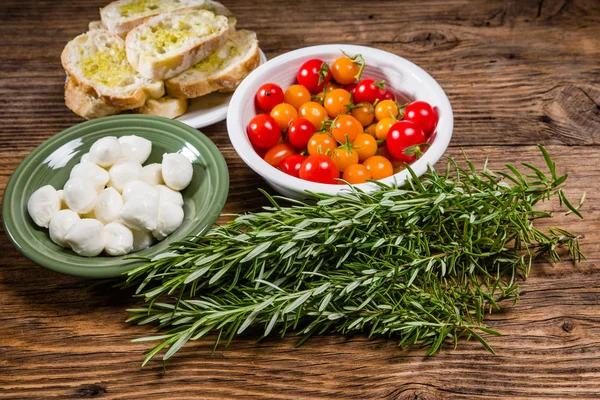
[227,44,453,199]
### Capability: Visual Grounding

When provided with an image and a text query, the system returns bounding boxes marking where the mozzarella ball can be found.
[94,187,123,225]
[103,221,134,256]
[131,229,154,252]
[162,153,193,191]
[155,184,184,207]
[49,210,80,247]
[80,210,96,219]
[122,180,158,203]
[88,136,121,168]
[63,177,98,214]
[119,135,152,164]
[119,196,159,231]
[80,152,90,163]
[108,159,143,193]
[152,202,184,240]
[27,185,61,228]
[69,161,110,193]
[56,189,68,210]
[140,163,164,186]
[65,218,104,257]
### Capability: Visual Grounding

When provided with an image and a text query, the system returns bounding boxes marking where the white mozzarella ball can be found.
[63,177,98,214]
[80,152,91,163]
[56,190,68,210]
[161,153,193,191]
[152,202,184,240]
[108,159,143,193]
[131,229,154,252]
[103,221,134,256]
[140,163,164,186]
[119,135,152,164]
[155,185,184,207]
[69,161,110,193]
[49,210,80,247]
[65,218,105,257]
[88,136,121,168]
[122,180,158,203]
[94,187,123,225]
[118,196,159,231]
[27,185,61,228]
[80,210,96,219]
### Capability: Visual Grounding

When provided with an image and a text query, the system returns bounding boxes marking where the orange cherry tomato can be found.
[299,101,329,130]
[343,164,373,184]
[307,132,337,156]
[352,133,378,161]
[331,114,362,144]
[270,103,298,131]
[375,117,395,140]
[263,143,296,167]
[331,57,360,85]
[365,123,377,137]
[351,103,375,127]
[378,145,405,172]
[284,84,311,110]
[374,100,399,121]
[324,89,351,118]
[331,147,359,172]
[363,155,393,180]
[325,82,340,92]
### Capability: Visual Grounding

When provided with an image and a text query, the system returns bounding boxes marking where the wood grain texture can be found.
[0,0,599,399]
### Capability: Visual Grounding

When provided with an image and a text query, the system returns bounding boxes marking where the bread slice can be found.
[65,76,122,119]
[165,30,259,99]
[62,30,164,109]
[136,96,188,119]
[88,20,106,30]
[100,0,234,38]
[125,9,231,80]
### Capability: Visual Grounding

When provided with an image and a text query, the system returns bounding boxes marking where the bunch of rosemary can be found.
[124,146,584,366]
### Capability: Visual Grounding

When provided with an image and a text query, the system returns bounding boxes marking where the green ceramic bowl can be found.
[2,115,229,278]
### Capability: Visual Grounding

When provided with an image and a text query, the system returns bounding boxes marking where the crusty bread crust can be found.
[61,30,164,109]
[136,96,188,119]
[165,31,259,99]
[88,20,106,30]
[65,77,122,119]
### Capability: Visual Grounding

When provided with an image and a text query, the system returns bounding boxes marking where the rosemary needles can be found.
[124,145,584,366]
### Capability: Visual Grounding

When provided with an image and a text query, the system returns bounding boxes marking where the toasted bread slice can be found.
[62,30,164,109]
[165,30,259,99]
[125,9,231,80]
[65,77,122,119]
[100,0,234,38]
[136,96,188,119]
[88,20,106,30]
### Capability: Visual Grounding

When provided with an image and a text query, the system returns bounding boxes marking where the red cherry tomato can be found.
[288,118,316,149]
[344,83,357,99]
[386,121,426,162]
[383,90,396,101]
[299,154,339,184]
[252,144,267,158]
[354,78,387,104]
[279,154,306,178]
[247,114,281,149]
[255,83,284,112]
[297,59,331,94]
[404,101,437,137]
[264,143,296,167]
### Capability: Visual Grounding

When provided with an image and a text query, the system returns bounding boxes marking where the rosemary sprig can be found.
[125,145,584,364]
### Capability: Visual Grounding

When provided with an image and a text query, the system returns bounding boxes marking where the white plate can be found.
[176,49,267,128]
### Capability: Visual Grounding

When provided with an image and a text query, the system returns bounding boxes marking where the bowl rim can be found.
[1,115,229,278]
[227,44,453,196]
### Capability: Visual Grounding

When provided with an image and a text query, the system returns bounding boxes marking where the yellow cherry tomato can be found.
[331,147,359,172]
[284,84,311,110]
[363,156,393,180]
[270,103,298,131]
[374,100,399,121]
[324,89,351,118]
[351,103,375,127]
[375,117,395,140]
[325,82,340,92]
[307,132,337,156]
[331,114,362,144]
[299,101,329,130]
[331,57,360,85]
[352,133,378,161]
[365,123,377,137]
[343,164,373,184]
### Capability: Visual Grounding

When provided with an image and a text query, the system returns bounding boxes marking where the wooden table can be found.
[1,0,599,398]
